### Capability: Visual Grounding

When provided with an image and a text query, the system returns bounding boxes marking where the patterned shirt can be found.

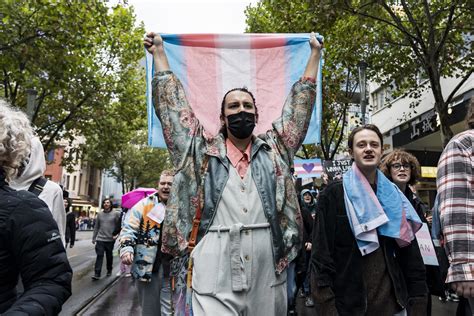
[437,129,474,283]
[119,195,163,281]
[153,71,316,271]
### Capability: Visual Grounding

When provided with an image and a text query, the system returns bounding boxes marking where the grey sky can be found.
[125,0,257,34]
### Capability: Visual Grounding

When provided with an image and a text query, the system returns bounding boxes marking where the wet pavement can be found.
[60,231,122,315]
[70,272,459,316]
[78,276,140,315]
[59,231,458,315]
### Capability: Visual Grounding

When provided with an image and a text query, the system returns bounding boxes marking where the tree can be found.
[246,1,367,159]
[245,0,472,147]
[84,124,172,194]
[1,1,146,159]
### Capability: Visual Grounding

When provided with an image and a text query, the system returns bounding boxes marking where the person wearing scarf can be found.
[311,124,428,316]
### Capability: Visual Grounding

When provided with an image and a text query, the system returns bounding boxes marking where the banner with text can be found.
[323,159,352,180]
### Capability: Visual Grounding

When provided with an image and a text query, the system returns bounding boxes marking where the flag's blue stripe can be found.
[148,34,323,148]
[294,158,322,164]
[161,34,183,46]
[285,34,322,145]
[148,35,187,147]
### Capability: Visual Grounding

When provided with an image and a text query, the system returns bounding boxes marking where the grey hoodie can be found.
[10,137,66,244]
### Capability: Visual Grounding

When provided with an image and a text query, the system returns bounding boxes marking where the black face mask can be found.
[225,111,256,139]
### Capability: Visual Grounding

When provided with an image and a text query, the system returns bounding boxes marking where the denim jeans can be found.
[287,261,297,308]
[303,250,311,295]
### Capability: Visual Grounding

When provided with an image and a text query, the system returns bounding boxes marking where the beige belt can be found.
[208,223,270,292]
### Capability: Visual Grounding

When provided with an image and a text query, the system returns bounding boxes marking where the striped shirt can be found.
[437,129,474,283]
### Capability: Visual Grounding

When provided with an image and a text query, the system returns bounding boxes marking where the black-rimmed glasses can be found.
[390,163,411,171]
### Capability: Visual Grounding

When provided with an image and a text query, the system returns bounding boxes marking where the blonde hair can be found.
[0,99,34,181]
[160,169,175,178]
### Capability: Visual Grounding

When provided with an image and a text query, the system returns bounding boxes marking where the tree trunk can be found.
[120,165,126,195]
[430,76,453,147]
[435,101,454,148]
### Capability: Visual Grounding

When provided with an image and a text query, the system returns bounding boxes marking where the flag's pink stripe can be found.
[295,167,324,171]
[180,34,217,48]
[175,34,298,49]
[354,165,380,205]
[250,36,290,49]
[251,37,286,135]
[294,164,323,167]
[296,169,323,174]
[183,35,221,134]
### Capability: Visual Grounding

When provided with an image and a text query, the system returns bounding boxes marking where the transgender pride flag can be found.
[146,33,324,148]
[294,158,323,179]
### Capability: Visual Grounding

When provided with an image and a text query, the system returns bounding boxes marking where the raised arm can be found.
[271,33,322,160]
[144,32,206,168]
[144,32,170,73]
[303,32,322,80]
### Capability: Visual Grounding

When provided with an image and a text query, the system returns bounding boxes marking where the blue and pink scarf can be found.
[343,163,422,256]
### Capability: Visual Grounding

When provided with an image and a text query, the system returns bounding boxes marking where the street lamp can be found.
[26,89,38,121]
[358,61,368,125]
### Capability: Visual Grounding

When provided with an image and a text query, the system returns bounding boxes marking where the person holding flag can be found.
[144,31,322,315]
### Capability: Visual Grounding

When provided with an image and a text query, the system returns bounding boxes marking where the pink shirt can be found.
[226,138,251,179]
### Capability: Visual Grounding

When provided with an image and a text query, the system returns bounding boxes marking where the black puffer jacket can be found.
[0,171,72,315]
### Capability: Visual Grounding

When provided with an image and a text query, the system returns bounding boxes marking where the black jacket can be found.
[311,180,427,315]
[300,202,315,244]
[0,171,72,315]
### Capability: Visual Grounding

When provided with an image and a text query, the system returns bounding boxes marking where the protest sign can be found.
[415,223,439,266]
[323,159,352,180]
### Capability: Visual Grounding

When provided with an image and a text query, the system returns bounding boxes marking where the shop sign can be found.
[421,166,437,178]
[410,110,438,140]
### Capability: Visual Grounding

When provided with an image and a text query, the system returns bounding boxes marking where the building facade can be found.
[370,74,473,207]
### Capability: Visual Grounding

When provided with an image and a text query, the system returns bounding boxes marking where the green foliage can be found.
[0,0,172,188]
[1,0,147,166]
[245,0,472,147]
[86,130,172,193]
[246,0,367,159]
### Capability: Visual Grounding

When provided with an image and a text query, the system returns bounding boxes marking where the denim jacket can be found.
[152,71,316,272]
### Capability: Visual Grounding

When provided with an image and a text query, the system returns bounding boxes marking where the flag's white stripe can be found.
[217,35,254,99]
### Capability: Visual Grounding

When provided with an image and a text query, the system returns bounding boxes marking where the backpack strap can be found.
[28,176,48,196]
[187,155,210,252]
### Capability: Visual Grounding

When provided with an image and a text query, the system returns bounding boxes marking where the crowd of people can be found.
[0,31,472,316]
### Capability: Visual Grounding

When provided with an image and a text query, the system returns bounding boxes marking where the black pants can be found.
[65,227,75,247]
[94,241,115,276]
